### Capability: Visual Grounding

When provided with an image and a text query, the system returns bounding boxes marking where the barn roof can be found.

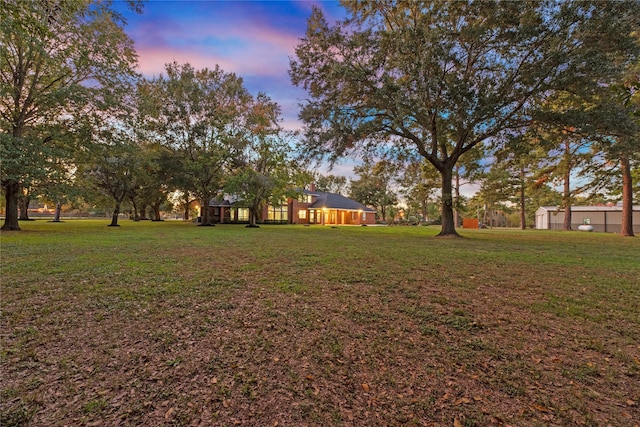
[537,205,640,212]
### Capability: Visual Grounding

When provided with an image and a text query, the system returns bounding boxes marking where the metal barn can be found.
[535,205,640,233]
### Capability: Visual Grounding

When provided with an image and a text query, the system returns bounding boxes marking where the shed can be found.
[535,205,640,233]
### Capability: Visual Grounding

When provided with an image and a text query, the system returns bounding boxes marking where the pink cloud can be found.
[132,18,301,80]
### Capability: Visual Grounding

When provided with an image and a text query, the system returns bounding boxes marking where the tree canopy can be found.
[290,0,640,236]
[1,0,140,230]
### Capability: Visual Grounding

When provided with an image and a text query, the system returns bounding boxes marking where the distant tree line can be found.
[2,0,639,237]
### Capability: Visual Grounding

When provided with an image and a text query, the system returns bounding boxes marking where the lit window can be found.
[237,208,249,221]
[298,210,307,219]
[267,205,288,221]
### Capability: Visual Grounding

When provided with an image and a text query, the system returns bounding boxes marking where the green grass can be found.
[1,220,639,426]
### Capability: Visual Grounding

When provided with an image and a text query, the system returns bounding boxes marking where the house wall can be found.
[288,199,310,224]
[287,197,376,225]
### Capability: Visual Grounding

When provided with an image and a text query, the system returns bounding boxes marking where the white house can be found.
[535,205,640,232]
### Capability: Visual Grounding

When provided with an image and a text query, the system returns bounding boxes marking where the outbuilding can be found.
[535,205,640,233]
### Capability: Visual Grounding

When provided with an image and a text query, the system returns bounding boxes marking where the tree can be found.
[290,1,640,236]
[81,132,140,227]
[475,166,513,227]
[224,94,299,227]
[603,70,640,237]
[140,63,255,226]
[453,148,484,227]
[37,157,80,223]
[493,130,549,229]
[398,160,440,222]
[0,0,140,230]
[129,141,174,221]
[350,159,398,222]
[314,174,349,195]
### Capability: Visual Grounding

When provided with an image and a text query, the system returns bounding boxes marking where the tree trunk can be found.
[109,202,121,226]
[152,202,162,221]
[246,206,260,228]
[421,199,428,222]
[1,181,21,231]
[563,169,572,230]
[199,196,214,226]
[139,203,149,220]
[520,164,526,230]
[183,203,190,221]
[620,155,635,237]
[454,171,460,227]
[562,139,572,231]
[18,193,30,220]
[437,166,460,237]
[130,196,139,221]
[53,201,62,222]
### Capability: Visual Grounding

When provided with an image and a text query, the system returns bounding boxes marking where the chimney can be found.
[309,182,315,192]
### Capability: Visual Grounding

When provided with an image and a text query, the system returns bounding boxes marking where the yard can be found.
[1,221,639,426]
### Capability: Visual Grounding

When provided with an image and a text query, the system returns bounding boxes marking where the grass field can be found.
[1,220,639,426]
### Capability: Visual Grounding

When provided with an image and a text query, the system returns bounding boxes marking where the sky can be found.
[112,1,482,195]
[114,0,358,175]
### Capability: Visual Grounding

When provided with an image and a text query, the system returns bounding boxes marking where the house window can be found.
[237,208,249,222]
[298,210,307,219]
[299,194,313,203]
[362,212,367,221]
[583,218,591,225]
[309,210,316,223]
[267,205,288,222]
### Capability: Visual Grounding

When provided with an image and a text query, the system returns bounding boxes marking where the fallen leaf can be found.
[454,397,472,405]
[164,407,175,419]
[361,383,370,392]
[531,404,550,413]
[626,399,636,406]
[454,417,462,427]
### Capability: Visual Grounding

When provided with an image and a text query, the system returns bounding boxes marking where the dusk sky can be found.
[115,0,350,168]
[114,1,481,191]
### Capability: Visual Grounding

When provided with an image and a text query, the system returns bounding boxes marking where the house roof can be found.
[536,205,640,213]
[305,190,375,212]
[208,199,232,207]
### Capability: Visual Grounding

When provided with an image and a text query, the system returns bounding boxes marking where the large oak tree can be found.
[290,0,639,236]
[1,0,139,230]
[140,62,265,226]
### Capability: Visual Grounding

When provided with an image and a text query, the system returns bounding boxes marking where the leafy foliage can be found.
[0,0,139,230]
[290,0,640,236]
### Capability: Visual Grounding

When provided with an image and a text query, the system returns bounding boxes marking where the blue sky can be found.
[116,0,345,132]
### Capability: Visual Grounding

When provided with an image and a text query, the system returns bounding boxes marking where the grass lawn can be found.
[1,220,639,426]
